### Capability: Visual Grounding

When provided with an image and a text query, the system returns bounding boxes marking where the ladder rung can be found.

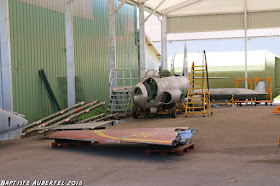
[192,70,204,71]
[111,95,130,97]
[187,107,204,109]
[189,83,203,85]
[109,109,127,111]
[109,104,127,106]
[186,112,205,114]
[110,99,129,101]
[189,92,205,94]
[192,74,204,76]
[188,102,204,104]
[188,88,203,90]
[188,97,203,99]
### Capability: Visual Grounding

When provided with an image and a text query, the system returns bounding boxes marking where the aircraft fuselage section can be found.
[132,76,189,110]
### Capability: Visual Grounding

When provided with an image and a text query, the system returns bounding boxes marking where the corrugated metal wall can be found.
[167,10,280,33]
[8,0,139,122]
[73,0,139,104]
[154,38,280,97]
[248,10,280,29]
[73,0,109,104]
[153,36,280,58]
[167,13,244,33]
[145,42,160,71]
[9,0,67,121]
[114,1,139,87]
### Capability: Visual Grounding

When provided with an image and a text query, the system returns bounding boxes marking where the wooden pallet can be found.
[145,144,195,156]
[51,141,92,148]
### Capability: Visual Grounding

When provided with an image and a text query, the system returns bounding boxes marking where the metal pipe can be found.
[94,113,119,122]
[114,0,128,14]
[244,0,248,89]
[130,70,132,86]
[45,102,106,128]
[161,14,168,70]
[139,3,146,78]
[123,69,125,86]
[23,100,99,135]
[144,0,167,22]
[23,102,85,130]
[65,0,76,107]
[183,43,188,77]
[78,113,106,123]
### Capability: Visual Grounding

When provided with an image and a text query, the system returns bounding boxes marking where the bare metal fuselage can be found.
[132,76,189,110]
[132,75,268,111]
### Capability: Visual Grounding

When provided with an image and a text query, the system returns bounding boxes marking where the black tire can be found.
[171,107,176,118]
[133,107,139,119]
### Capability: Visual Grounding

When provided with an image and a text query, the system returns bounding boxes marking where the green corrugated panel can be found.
[8,0,138,122]
[9,0,67,122]
[207,51,277,98]
[73,0,139,104]
[115,2,139,86]
[73,0,110,105]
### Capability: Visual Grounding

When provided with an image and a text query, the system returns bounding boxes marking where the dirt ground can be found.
[0,105,280,185]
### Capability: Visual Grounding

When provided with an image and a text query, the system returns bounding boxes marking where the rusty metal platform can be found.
[50,127,191,146]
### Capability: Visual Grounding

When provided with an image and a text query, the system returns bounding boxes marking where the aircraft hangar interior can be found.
[0,0,280,185]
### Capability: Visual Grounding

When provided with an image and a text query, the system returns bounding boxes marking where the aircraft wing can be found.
[50,127,197,146]
[193,77,229,79]
[0,109,28,141]
[206,88,268,100]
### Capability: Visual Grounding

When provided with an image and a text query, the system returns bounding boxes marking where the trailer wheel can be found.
[171,107,176,118]
[133,107,139,119]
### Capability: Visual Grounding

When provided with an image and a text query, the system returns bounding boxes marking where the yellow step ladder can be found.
[185,51,212,117]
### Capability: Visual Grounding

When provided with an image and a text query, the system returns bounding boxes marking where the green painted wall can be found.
[9,0,67,122]
[208,51,277,98]
[74,0,139,104]
[9,0,139,122]
[275,57,280,96]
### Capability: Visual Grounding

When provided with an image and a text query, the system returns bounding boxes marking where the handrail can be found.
[109,68,148,87]
[109,68,147,97]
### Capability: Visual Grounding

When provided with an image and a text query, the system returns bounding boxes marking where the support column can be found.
[139,3,146,78]
[108,0,117,87]
[161,14,167,71]
[244,0,248,89]
[0,0,12,111]
[65,0,76,107]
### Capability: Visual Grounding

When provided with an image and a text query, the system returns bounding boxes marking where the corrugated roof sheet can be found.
[145,15,280,42]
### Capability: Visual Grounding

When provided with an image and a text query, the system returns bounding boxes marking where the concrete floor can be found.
[0,105,280,185]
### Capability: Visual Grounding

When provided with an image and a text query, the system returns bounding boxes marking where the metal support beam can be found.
[144,0,167,22]
[0,0,12,111]
[162,0,201,15]
[161,14,168,71]
[0,35,2,109]
[114,0,128,14]
[65,0,76,107]
[244,0,248,89]
[108,0,117,87]
[139,3,146,78]
[126,0,161,17]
